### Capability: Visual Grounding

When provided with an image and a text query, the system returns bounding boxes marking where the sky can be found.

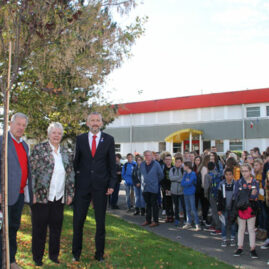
[105,0,269,104]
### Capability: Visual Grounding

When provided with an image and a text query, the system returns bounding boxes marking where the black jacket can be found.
[160,165,173,191]
[132,165,142,186]
[116,163,123,183]
[73,132,117,195]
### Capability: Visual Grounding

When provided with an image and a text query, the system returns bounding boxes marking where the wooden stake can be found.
[1,41,12,269]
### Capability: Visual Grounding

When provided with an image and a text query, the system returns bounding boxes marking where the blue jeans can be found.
[125,184,133,208]
[258,200,267,230]
[221,210,236,240]
[184,194,200,225]
[134,186,145,208]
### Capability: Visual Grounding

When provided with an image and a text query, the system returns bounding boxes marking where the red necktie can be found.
[91,135,97,157]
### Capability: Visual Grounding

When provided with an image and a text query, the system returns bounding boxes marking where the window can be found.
[115,144,121,153]
[159,142,166,152]
[266,106,269,116]
[203,141,210,151]
[173,143,181,154]
[215,140,224,152]
[229,140,242,151]
[246,107,260,118]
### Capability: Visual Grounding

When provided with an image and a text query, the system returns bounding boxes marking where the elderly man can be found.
[72,112,117,262]
[140,150,163,227]
[0,112,33,269]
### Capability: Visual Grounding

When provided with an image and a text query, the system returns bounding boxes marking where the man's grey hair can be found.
[47,122,64,136]
[11,112,29,125]
[87,112,103,121]
[143,150,152,156]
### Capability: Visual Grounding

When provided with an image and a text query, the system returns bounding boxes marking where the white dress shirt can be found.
[10,131,23,143]
[48,142,66,202]
[88,131,101,150]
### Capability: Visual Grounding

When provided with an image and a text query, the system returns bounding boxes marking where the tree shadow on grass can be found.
[16,206,233,269]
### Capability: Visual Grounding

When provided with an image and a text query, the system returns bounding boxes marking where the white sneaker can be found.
[183,223,192,229]
[261,238,269,249]
[195,224,201,231]
[230,238,236,247]
[162,210,166,216]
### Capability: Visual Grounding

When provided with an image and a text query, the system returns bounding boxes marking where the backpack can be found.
[208,171,221,199]
[171,167,184,175]
[236,180,251,210]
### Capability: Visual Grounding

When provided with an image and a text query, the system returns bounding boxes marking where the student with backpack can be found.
[181,161,200,231]
[160,154,174,223]
[217,168,236,247]
[121,153,136,212]
[204,161,222,235]
[132,155,146,216]
[233,163,259,259]
[169,156,186,226]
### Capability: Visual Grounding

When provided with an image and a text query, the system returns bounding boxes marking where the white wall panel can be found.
[182,109,198,123]
[200,108,212,121]
[226,105,242,120]
[122,115,131,126]
[133,114,143,126]
[156,111,171,124]
[212,107,225,121]
[144,113,156,125]
[172,110,184,123]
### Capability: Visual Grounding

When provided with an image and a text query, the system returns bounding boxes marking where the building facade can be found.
[105,88,269,156]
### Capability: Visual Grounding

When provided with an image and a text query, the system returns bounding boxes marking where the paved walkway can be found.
[107,184,269,269]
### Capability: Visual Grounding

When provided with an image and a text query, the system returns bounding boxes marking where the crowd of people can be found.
[2,111,269,268]
[110,146,269,263]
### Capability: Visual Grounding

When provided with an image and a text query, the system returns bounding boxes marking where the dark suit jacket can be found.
[0,132,33,206]
[74,132,117,195]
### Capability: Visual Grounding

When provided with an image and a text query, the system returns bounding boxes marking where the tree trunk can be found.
[1,41,12,269]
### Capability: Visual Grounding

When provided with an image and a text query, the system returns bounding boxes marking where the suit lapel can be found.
[22,141,29,156]
[8,132,20,166]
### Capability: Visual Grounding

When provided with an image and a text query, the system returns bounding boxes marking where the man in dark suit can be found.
[72,112,116,262]
[0,112,33,269]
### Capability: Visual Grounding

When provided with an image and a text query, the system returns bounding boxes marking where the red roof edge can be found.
[116,88,269,115]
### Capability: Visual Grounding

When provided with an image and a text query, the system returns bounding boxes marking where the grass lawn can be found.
[16,206,234,269]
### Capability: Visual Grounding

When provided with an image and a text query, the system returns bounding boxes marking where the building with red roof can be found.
[105,88,269,156]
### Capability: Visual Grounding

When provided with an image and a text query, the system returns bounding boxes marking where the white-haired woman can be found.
[30,122,75,266]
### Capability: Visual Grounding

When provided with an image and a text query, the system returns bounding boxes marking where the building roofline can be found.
[117,88,269,115]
